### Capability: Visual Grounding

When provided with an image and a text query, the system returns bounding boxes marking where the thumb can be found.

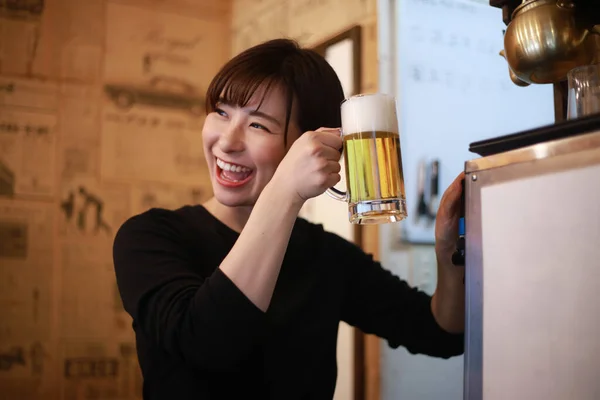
[316,127,342,136]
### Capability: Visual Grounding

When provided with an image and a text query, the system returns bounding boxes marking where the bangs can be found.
[206,70,280,112]
[205,58,295,139]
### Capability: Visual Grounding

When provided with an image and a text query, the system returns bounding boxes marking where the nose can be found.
[218,121,245,153]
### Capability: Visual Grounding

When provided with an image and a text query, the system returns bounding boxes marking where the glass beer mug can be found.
[567,63,600,120]
[327,93,407,224]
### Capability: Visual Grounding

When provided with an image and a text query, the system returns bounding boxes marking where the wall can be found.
[375,0,467,397]
[0,1,229,398]
[378,228,465,400]
[229,1,378,399]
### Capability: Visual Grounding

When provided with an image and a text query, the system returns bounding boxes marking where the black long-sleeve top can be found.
[112,205,463,399]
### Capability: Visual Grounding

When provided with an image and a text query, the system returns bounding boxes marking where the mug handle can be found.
[325,128,348,202]
[326,186,348,201]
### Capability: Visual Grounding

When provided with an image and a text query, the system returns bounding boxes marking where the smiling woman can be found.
[199,39,346,213]
[112,38,466,400]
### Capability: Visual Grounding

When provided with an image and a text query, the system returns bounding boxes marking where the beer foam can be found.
[341,94,399,135]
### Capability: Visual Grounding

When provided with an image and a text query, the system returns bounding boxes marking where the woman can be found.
[113,38,465,399]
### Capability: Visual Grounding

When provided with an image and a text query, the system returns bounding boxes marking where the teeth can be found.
[216,158,251,173]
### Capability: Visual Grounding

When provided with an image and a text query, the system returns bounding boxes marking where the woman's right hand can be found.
[271,127,343,206]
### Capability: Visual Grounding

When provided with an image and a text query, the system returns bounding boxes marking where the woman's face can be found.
[202,85,301,208]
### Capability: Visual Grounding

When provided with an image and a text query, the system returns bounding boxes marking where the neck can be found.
[202,197,253,233]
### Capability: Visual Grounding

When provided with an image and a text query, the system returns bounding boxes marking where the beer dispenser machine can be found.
[459,1,600,399]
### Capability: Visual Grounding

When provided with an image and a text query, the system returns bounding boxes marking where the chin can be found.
[211,184,258,208]
[214,194,257,208]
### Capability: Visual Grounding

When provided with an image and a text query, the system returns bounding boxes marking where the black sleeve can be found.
[112,209,266,370]
[335,234,464,358]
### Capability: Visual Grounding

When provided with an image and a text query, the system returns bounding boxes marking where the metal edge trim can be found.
[464,173,484,400]
[465,130,600,174]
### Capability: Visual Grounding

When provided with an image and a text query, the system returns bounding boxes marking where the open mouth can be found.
[216,158,254,185]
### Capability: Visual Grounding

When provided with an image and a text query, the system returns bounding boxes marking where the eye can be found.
[250,122,271,133]
[214,107,228,117]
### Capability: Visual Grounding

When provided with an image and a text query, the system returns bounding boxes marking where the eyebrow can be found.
[248,110,282,127]
[218,99,282,127]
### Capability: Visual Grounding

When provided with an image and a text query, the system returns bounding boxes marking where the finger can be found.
[448,173,465,214]
[440,172,465,215]
[319,146,342,161]
[444,172,465,199]
[451,172,465,192]
[314,129,343,150]
[326,160,342,174]
[325,172,341,188]
[316,127,342,136]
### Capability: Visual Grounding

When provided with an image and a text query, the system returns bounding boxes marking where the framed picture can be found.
[313,26,362,98]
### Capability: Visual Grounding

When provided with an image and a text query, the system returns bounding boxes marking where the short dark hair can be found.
[205,39,345,142]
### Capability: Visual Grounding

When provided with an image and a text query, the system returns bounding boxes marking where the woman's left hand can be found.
[434,171,465,269]
[431,171,465,333]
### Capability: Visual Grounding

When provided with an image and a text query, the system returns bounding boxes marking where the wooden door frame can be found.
[354,225,381,400]
[313,25,379,400]
[312,26,362,99]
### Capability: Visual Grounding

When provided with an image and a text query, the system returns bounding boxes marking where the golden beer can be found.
[326,93,407,224]
[343,131,405,203]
